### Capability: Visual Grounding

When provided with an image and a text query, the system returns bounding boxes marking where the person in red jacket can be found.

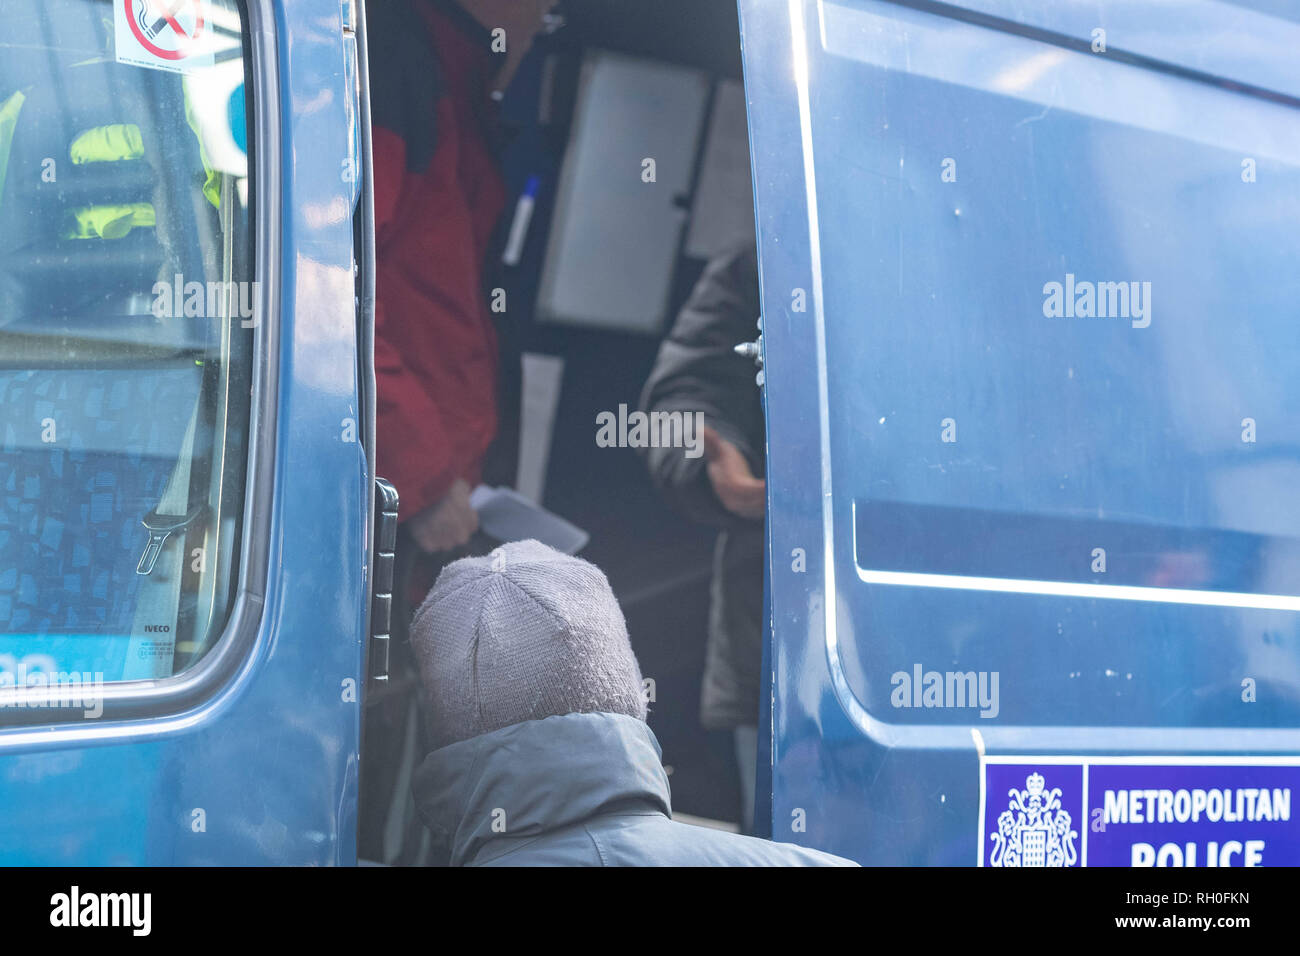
[360,0,547,864]
[371,0,535,550]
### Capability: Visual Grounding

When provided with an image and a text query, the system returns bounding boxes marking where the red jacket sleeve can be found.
[374,307,460,519]
[372,127,459,518]
[369,37,504,522]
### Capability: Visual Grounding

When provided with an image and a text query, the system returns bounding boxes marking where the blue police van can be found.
[742,0,1300,865]
[0,0,1297,866]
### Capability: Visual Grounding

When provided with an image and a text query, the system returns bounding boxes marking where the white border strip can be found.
[985,754,1300,766]
[791,0,878,734]
[1081,762,1089,867]
[857,567,1300,613]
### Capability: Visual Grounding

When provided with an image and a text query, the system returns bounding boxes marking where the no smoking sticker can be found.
[114,0,215,74]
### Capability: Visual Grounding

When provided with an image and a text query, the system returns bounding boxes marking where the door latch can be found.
[734,315,764,386]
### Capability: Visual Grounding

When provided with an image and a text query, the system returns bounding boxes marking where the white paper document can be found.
[469,485,589,555]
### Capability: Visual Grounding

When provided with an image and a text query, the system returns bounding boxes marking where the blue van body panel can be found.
[741,0,1300,864]
[0,1,367,865]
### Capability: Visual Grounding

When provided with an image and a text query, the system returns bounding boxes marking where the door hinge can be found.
[369,477,399,687]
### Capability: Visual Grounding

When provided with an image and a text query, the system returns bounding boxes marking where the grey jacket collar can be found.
[412,712,672,866]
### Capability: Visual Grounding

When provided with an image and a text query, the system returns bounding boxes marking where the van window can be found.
[0,0,255,696]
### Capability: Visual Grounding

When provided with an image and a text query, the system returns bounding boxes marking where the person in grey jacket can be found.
[409,539,854,867]
[639,242,765,830]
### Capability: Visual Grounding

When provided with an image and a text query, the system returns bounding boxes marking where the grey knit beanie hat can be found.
[411,539,648,750]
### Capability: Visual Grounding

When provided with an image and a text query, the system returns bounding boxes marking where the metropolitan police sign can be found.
[980,757,1300,866]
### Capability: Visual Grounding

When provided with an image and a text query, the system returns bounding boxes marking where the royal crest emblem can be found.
[989,772,1078,867]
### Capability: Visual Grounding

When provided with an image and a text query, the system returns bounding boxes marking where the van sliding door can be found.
[741,0,1300,865]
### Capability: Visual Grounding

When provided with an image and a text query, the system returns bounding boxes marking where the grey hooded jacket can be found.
[412,711,855,866]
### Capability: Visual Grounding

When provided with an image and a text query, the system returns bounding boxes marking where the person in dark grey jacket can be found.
[409,539,853,867]
[639,242,765,830]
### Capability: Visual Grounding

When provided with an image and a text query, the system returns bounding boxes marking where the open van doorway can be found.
[360,0,763,862]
